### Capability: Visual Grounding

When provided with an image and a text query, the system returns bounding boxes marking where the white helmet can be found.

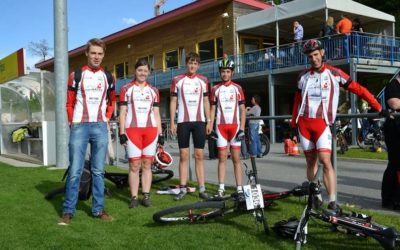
[155,145,173,168]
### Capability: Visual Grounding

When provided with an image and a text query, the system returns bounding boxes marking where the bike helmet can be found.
[155,145,173,168]
[302,39,323,54]
[218,59,235,70]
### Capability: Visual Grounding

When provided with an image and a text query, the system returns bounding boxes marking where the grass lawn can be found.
[337,148,388,161]
[0,162,399,250]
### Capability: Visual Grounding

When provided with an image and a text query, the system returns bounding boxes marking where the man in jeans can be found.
[59,38,116,225]
[246,95,262,158]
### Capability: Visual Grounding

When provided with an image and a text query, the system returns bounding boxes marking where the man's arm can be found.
[346,81,382,111]
[239,104,246,131]
[66,72,76,126]
[170,96,178,136]
[105,74,116,121]
[203,96,212,135]
[290,90,302,128]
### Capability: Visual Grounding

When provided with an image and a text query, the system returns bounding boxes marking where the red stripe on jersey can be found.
[327,78,334,122]
[181,82,190,122]
[196,82,203,121]
[96,74,108,122]
[81,73,90,122]
[130,91,138,127]
[218,104,226,124]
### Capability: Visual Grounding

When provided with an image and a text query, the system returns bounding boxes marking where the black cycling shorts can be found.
[177,122,206,149]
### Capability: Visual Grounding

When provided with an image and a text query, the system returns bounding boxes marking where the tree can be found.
[28,39,52,61]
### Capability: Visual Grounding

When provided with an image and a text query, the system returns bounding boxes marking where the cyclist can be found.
[60,38,115,225]
[290,39,382,212]
[119,59,163,208]
[210,59,246,198]
[170,52,212,200]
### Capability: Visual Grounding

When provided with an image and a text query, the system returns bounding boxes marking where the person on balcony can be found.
[290,39,382,213]
[336,14,353,58]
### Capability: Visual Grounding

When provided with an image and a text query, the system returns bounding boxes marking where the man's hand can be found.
[119,134,128,145]
[209,131,218,141]
[206,122,212,135]
[170,122,177,136]
[235,129,245,141]
[158,134,165,146]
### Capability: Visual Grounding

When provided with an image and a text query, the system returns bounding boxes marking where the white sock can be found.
[237,185,243,193]
[219,184,225,191]
[328,195,336,203]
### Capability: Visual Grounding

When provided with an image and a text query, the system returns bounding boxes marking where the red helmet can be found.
[155,145,173,168]
[302,39,323,54]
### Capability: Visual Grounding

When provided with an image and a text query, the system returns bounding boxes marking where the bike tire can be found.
[152,169,174,184]
[153,201,225,223]
[260,134,270,156]
[254,207,269,234]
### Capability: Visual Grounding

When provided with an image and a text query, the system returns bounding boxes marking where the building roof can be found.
[36,0,269,69]
[237,0,395,42]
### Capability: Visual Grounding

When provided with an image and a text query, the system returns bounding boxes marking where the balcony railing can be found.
[116,32,400,93]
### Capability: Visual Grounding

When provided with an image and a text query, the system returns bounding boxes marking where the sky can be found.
[0,0,193,69]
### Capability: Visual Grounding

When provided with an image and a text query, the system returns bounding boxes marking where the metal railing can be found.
[115,32,400,93]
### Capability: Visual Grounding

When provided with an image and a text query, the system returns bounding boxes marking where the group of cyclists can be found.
[59,36,387,226]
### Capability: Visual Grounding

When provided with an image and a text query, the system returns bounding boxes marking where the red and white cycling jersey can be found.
[292,64,381,125]
[170,73,209,123]
[119,81,160,128]
[66,66,115,123]
[210,81,245,125]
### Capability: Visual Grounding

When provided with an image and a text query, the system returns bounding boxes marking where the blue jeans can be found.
[63,122,108,216]
[249,123,261,156]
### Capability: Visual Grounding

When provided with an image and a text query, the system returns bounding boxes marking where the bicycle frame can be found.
[294,182,400,250]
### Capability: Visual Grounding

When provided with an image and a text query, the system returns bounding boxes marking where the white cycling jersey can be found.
[210,81,245,125]
[119,81,159,128]
[170,73,209,123]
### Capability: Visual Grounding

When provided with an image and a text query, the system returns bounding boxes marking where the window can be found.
[165,50,178,69]
[216,37,223,58]
[243,38,260,52]
[198,40,215,62]
[197,37,223,62]
[115,62,127,78]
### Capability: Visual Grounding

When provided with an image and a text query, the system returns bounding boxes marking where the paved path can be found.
[110,140,398,214]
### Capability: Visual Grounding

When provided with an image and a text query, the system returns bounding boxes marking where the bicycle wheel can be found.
[254,207,269,234]
[152,169,174,184]
[260,134,270,156]
[153,201,225,223]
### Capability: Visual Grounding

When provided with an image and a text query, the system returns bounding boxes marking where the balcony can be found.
[116,32,400,93]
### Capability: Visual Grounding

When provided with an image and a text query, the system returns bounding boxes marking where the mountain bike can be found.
[293,182,400,250]
[153,157,308,234]
[357,118,386,151]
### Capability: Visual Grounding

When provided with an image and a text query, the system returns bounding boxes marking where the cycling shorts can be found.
[177,122,206,149]
[126,127,158,161]
[216,124,241,150]
[298,117,332,153]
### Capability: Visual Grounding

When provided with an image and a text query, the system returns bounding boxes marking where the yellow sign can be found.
[0,49,26,84]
